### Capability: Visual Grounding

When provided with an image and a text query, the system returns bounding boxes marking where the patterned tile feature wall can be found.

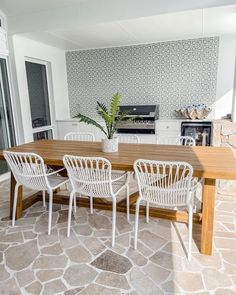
[66,37,219,119]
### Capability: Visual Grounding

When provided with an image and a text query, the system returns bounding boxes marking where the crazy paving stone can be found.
[88,214,111,229]
[202,268,233,290]
[66,244,92,263]
[79,283,121,295]
[138,230,167,251]
[43,278,67,295]
[64,264,98,287]
[34,212,58,233]
[129,267,164,295]
[0,278,22,294]
[173,271,205,292]
[25,280,42,295]
[32,255,67,269]
[91,249,132,274]
[40,243,63,255]
[96,271,130,290]
[5,239,39,271]
[36,269,64,283]
[0,264,10,281]
[143,262,171,284]
[16,269,35,287]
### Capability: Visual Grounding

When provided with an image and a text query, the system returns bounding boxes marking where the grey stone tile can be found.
[173,271,204,292]
[64,287,84,295]
[16,269,35,287]
[25,281,42,295]
[36,269,64,283]
[0,232,24,243]
[126,248,148,266]
[129,267,164,295]
[96,271,130,290]
[40,243,63,255]
[80,236,106,256]
[32,255,68,269]
[202,268,233,290]
[59,228,79,248]
[35,212,58,233]
[89,214,112,229]
[0,278,22,295]
[23,230,37,240]
[43,278,67,295]
[91,249,132,274]
[143,262,171,284]
[79,283,121,295]
[5,240,39,271]
[0,264,10,281]
[66,244,92,263]
[64,264,98,287]
[150,251,183,271]
[138,230,167,251]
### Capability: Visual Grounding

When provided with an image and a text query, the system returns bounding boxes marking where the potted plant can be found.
[76,93,129,152]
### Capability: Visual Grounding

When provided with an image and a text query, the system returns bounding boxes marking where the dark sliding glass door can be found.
[0,58,16,175]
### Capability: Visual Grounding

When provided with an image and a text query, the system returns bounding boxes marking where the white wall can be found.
[10,35,70,142]
[215,35,236,119]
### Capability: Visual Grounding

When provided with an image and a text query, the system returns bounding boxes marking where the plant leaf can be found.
[110,93,121,121]
[76,113,108,137]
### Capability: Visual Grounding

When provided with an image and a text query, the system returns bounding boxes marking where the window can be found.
[0,58,16,174]
[25,60,54,141]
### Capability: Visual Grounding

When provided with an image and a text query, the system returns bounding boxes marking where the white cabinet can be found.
[57,119,182,144]
[57,120,105,141]
[156,120,181,144]
[137,135,157,144]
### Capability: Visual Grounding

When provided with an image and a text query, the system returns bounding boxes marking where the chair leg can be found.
[188,203,193,261]
[112,198,117,247]
[12,184,20,227]
[146,201,149,223]
[134,198,141,250]
[48,190,53,235]
[67,191,74,237]
[42,191,46,207]
[126,185,130,222]
[90,196,93,214]
[73,194,77,213]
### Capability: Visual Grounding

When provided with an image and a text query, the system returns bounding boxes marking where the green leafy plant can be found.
[75,93,130,139]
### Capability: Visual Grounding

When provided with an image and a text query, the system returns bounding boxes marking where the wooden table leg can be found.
[200,178,216,255]
[10,172,23,220]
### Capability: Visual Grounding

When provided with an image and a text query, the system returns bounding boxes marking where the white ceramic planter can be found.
[102,138,118,153]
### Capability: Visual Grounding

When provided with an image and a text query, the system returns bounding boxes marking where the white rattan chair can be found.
[133,159,196,260]
[176,136,196,146]
[3,151,69,234]
[117,134,140,144]
[64,132,95,209]
[64,132,95,141]
[63,155,129,246]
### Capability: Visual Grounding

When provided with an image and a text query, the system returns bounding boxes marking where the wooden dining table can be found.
[1,139,236,256]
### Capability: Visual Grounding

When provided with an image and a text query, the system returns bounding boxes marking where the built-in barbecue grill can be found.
[116,105,159,134]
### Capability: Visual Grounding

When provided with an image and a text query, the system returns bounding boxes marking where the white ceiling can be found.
[21,5,236,50]
[0,0,83,17]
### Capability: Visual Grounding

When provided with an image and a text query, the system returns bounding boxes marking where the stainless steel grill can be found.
[116,105,159,134]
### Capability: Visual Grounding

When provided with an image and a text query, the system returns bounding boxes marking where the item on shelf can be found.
[175,104,212,120]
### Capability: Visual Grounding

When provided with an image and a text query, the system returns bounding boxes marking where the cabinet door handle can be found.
[166,126,169,129]
[72,123,78,126]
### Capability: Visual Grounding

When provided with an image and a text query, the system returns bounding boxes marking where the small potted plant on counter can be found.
[76,93,129,152]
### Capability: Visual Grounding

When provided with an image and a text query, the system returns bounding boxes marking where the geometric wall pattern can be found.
[66,37,219,119]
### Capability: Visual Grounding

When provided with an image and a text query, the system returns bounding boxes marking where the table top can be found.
[1,140,236,180]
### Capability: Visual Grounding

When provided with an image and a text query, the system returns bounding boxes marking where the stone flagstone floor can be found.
[0,179,235,294]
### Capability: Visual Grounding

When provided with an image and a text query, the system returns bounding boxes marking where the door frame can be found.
[25,57,56,139]
[0,54,17,146]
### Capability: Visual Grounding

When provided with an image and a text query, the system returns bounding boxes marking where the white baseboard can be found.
[0,172,10,182]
